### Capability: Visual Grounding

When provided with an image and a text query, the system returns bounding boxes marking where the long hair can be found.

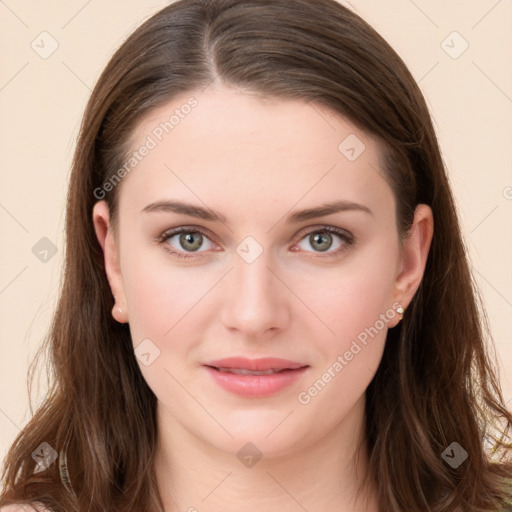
[1,1,511,511]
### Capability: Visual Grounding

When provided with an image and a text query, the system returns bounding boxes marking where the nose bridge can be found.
[236,251,273,295]
[219,243,289,335]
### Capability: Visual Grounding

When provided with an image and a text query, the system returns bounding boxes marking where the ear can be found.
[92,200,129,323]
[390,203,434,327]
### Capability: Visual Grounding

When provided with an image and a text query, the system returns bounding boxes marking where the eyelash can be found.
[156,225,355,260]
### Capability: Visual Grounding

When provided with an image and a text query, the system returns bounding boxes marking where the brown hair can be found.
[1,1,511,511]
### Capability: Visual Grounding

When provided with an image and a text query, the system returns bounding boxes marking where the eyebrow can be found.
[140,199,373,224]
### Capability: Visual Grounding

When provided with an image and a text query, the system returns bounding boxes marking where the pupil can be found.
[311,232,332,252]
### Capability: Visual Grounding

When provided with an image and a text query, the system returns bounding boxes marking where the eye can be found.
[157,225,355,260]
[158,227,216,259]
[294,227,354,256]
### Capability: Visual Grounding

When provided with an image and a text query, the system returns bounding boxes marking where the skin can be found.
[93,82,433,512]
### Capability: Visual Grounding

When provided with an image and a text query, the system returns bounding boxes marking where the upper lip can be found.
[203,357,308,371]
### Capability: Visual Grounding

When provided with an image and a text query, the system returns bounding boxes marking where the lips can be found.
[202,357,309,398]
[203,356,308,373]
[215,367,286,376]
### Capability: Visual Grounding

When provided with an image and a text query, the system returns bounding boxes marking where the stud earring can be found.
[396,305,405,321]
[113,296,123,313]
[112,301,124,321]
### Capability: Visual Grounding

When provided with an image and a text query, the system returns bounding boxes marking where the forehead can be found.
[119,84,393,222]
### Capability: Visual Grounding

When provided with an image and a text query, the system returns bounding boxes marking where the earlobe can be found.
[92,201,129,323]
[392,204,434,322]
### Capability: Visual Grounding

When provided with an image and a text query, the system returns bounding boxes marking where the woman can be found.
[1,0,511,511]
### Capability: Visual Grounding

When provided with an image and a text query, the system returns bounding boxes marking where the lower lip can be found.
[203,366,309,398]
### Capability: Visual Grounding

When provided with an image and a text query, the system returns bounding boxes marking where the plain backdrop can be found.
[1,0,511,462]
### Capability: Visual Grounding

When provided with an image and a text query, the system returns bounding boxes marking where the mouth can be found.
[202,357,309,398]
[205,366,300,376]
[203,356,307,372]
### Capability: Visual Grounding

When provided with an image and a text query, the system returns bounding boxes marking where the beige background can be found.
[1,0,511,462]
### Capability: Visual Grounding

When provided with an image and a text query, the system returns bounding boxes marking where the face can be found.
[93,83,432,459]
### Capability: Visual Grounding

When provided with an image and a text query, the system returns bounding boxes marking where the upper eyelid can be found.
[159,225,219,245]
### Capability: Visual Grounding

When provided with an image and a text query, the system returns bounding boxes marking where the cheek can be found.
[301,240,399,343]
[290,239,398,411]
[121,245,219,354]
[121,237,196,326]
[294,254,395,422]
[124,273,172,342]
[121,254,208,396]
[120,243,181,342]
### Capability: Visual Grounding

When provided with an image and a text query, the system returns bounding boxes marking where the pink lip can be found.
[203,357,306,371]
[202,357,309,398]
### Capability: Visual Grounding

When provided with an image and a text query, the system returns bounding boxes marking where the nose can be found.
[219,250,290,338]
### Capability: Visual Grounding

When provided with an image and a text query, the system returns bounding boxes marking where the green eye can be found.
[159,228,215,259]
[296,228,352,255]
[178,231,204,252]
[308,232,334,252]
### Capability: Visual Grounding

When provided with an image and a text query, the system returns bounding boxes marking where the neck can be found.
[153,395,379,512]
